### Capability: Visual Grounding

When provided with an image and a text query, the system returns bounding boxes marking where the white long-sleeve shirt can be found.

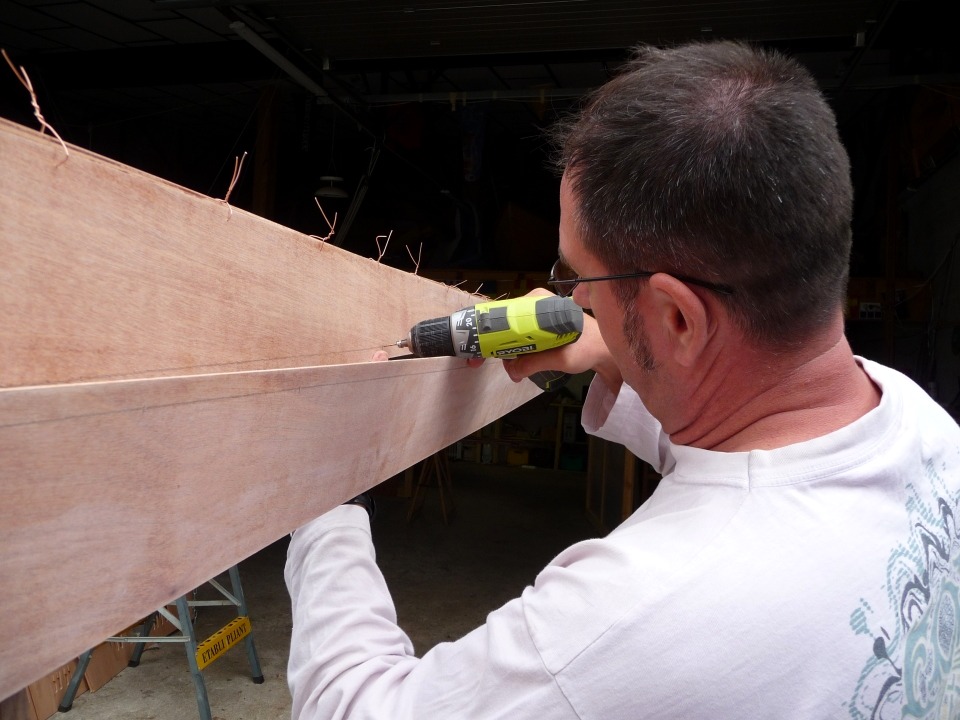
[286,359,960,719]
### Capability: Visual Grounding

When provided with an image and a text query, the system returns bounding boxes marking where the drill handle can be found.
[529,370,570,392]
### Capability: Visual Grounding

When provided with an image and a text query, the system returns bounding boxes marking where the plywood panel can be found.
[0,358,538,699]
[0,117,472,387]
[0,118,543,698]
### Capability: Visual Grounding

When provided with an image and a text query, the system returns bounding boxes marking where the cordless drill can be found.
[395,295,583,391]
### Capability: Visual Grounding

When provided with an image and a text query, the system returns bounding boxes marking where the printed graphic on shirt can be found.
[847,459,960,719]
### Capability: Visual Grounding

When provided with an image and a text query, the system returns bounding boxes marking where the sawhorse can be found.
[407,449,456,524]
[58,565,263,720]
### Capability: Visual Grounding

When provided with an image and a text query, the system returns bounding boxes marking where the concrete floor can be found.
[56,463,597,720]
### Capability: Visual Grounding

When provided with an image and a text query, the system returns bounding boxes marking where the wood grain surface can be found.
[0,118,542,699]
[0,117,475,387]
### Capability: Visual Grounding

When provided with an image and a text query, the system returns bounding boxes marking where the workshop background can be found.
[1,1,957,718]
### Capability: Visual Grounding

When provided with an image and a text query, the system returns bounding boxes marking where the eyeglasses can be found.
[547,258,734,298]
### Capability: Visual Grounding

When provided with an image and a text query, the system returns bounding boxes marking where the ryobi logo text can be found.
[495,345,536,356]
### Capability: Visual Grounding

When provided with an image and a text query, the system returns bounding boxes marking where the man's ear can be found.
[646,273,713,367]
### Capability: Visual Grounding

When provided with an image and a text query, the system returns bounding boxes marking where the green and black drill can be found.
[395,295,583,391]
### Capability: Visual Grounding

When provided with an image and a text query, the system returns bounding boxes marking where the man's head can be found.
[552,41,853,349]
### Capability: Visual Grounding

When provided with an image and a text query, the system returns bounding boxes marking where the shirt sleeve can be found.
[580,376,674,475]
[285,505,578,720]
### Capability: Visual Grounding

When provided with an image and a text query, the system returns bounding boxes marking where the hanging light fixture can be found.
[315,175,348,199]
[315,114,349,199]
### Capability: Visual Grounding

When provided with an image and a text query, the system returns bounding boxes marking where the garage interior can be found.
[1,1,958,718]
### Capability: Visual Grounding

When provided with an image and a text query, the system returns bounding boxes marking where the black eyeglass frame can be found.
[547,259,734,297]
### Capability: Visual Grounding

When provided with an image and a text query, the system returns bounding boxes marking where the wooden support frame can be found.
[0,118,540,699]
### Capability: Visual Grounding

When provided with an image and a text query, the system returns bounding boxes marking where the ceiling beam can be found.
[7,42,276,90]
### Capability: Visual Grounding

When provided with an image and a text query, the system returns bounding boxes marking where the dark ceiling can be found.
[1,0,955,271]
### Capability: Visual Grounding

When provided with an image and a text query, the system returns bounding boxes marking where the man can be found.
[286,41,960,718]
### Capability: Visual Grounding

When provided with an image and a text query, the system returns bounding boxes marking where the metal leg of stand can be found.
[57,650,93,712]
[127,613,156,667]
[58,567,260,720]
[175,595,212,720]
[227,565,264,683]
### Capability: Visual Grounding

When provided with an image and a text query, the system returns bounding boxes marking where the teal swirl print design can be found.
[847,459,960,719]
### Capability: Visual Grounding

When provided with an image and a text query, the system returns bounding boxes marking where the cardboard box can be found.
[0,687,32,720]
[23,658,88,720]
[84,609,180,693]
[82,640,136,694]
[6,609,182,720]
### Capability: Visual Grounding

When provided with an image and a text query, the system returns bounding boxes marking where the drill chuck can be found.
[402,315,456,358]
